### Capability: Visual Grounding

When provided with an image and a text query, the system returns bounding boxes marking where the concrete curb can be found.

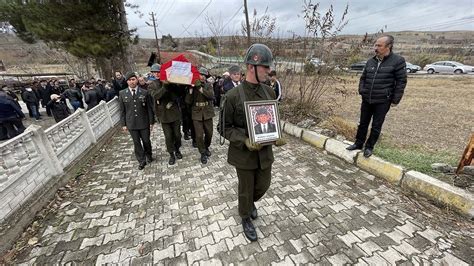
[356,152,405,185]
[402,171,474,218]
[281,121,474,219]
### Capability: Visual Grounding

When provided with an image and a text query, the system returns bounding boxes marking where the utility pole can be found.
[243,0,251,46]
[146,12,161,64]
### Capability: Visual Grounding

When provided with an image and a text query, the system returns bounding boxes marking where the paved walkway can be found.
[12,124,473,265]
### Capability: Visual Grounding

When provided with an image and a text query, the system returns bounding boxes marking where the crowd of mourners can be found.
[0,67,282,142]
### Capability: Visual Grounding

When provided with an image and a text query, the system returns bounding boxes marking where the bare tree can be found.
[241,7,276,44]
[279,1,349,122]
[204,13,225,60]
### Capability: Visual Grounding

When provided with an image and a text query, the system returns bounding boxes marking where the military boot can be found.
[175,150,183,160]
[205,148,211,157]
[200,153,208,164]
[242,217,257,241]
[168,152,176,165]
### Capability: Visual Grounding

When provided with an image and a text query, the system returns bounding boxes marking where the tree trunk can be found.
[117,0,135,73]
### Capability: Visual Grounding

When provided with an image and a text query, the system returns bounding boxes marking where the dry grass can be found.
[318,74,474,156]
[283,73,473,155]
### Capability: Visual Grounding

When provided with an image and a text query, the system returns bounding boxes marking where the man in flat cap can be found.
[223,65,242,93]
[119,72,156,170]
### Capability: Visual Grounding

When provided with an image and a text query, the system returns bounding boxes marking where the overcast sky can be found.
[126,0,474,38]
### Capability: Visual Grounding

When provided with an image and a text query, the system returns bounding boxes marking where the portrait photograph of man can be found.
[245,102,281,144]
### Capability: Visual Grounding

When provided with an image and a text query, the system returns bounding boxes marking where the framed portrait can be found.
[244,100,282,145]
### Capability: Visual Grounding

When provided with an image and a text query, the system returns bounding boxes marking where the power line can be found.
[222,5,244,33]
[177,0,214,37]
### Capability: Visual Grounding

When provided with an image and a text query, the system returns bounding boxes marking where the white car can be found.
[406,62,421,73]
[424,61,474,74]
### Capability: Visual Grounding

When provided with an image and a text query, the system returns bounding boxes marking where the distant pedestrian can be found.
[83,82,100,110]
[47,94,71,123]
[22,87,41,121]
[112,71,128,96]
[268,70,282,102]
[222,65,241,93]
[63,84,83,111]
[346,35,407,158]
[0,91,26,138]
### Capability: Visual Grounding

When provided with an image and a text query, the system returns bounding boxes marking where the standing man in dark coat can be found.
[185,67,215,164]
[223,65,241,93]
[38,80,51,117]
[47,94,71,122]
[148,63,183,165]
[220,44,286,241]
[113,71,128,96]
[0,91,25,138]
[346,35,407,157]
[119,72,155,170]
[22,87,41,121]
[83,82,100,110]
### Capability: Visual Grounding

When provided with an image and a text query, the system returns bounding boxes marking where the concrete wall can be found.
[0,99,120,223]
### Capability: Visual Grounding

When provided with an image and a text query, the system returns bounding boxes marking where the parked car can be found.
[423,61,474,74]
[350,61,367,71]
[406,62,421,73]
[309,57,326,67]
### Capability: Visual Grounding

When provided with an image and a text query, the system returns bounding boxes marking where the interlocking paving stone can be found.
[11,125,473,264]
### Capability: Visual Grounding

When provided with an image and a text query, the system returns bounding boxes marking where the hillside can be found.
[1,30,473,76]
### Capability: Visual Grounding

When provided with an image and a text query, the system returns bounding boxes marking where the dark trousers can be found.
[162,120,182,153]
[193,118,213,154]
[236,166,272,218]
[129,128,152,164]
[1,119,25,139]
[0,123,9,140]
[182,107,195,139]
[355,100,391,149]
[27,103,40,119]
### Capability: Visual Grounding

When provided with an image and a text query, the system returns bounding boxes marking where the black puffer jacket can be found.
[359,52,407,104]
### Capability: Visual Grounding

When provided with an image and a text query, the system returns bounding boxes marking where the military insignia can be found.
[253,54,260,61]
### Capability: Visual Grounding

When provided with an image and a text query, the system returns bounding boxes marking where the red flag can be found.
[160,54,200,85]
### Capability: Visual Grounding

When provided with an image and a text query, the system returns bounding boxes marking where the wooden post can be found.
[456,133,474,174]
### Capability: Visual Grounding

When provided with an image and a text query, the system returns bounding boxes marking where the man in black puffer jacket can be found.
[347,35,407,157]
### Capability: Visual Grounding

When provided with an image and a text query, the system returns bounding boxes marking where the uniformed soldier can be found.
[185,67,215,164]
[219,44,286,241]
[119,72,155,170]
[148,63,183,165]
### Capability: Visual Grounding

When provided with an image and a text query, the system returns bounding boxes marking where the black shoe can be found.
[175,150,183,160]
[200,153,208,164]
[138,162,146,170]
[250,203,258,220]
[205,148,211,157]
[168,153,176,165]
[363,148,373,158]
[346,144,363,151]
[192,140,197,148]
[146,157,154,164]
[242,218,257,242]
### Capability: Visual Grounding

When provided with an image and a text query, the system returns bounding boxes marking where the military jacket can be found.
[119,87,155,130]
[185,82,215,121]
[148,81,181,123]
[221,81,276,170]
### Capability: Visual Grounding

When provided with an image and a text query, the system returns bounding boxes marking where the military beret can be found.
[228,65,241,74]
[125,71,137,81]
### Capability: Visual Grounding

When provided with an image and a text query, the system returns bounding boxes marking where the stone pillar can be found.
[79,109,97,144]
[28,125,63,176]
[103,100,114,129]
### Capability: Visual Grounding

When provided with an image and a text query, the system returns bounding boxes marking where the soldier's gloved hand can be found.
[245,138,262,151]
[275,138,287,146]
